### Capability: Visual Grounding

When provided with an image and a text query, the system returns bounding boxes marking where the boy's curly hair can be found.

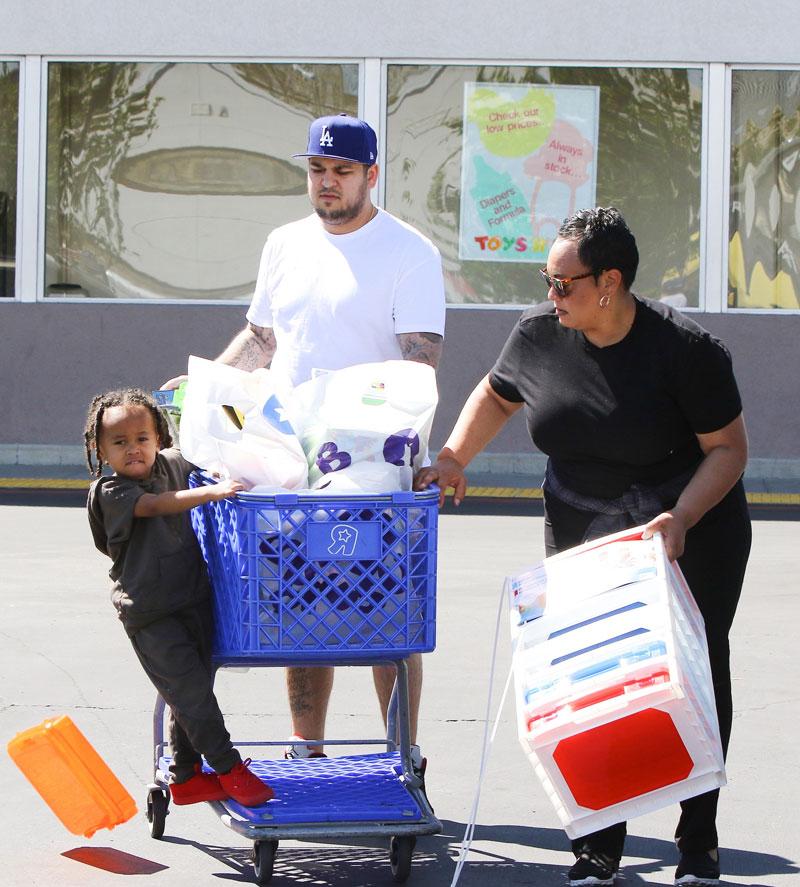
[84,388,173,478]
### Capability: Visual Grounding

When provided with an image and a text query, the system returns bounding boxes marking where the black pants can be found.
[544,480,751,858]
[129,602,240,781]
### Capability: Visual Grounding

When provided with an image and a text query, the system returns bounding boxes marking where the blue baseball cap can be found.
[293,113,378,165]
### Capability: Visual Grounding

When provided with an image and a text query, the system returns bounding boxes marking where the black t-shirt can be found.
[87,448,211,632]
[489,297,742,499]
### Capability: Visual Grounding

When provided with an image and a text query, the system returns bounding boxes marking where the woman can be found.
[416,207,750,887]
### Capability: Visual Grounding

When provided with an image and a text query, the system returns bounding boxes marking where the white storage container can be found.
[508,528,725,839]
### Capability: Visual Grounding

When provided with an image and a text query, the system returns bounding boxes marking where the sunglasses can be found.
[539,268,595,297]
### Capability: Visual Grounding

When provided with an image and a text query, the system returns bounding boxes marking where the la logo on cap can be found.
[294,114,378,165]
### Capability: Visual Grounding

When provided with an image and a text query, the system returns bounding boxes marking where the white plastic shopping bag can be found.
[288,360,438,493]
[179,356,308,489]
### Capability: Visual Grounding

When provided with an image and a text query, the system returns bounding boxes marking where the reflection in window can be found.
[0,61,19,298]
[729,70,800,310]
[45,62,358,300]
[386,65,702,307]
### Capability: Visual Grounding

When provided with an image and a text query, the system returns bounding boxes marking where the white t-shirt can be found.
[246,209,446,387]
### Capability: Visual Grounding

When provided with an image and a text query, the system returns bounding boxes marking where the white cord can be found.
[449,587,517,887]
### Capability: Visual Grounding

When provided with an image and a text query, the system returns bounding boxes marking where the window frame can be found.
[6,55,798,314]
[30,55,364,306]
[0,56,24,303]
[722,63,800,315]
[381,57,710,312]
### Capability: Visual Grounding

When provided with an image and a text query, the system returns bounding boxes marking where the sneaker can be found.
[675,851,720,885]
[169,764,228,806]
[218,758,274,806]
[568,850,619,886]
[284,734,327,760]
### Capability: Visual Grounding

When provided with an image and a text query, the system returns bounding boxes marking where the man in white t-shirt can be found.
[170,114,445,765]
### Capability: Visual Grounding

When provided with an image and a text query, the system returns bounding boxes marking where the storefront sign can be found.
[459,82,600,262]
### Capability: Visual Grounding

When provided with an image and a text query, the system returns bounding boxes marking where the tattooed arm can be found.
[216,323,278,371]
[160,323,277,389]
[397,331,443,370]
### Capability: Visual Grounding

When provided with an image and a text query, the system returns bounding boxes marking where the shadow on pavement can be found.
[62,845,169,874]
[152,821,797,885]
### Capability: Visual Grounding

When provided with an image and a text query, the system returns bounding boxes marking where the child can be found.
[84,387,273,808]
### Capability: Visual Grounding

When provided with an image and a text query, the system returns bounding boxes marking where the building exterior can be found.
[1,0,798,492]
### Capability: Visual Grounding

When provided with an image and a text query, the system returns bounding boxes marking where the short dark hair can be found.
[557,206,639,289]
[84,387,172,478]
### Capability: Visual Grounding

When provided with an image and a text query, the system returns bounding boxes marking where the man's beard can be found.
[313,179,369,225]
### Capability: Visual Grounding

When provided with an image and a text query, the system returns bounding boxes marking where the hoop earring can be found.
[599,294,610,308]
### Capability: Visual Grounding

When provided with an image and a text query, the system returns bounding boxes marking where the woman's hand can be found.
[643,415,748,562]
[414,455,467,507]
[642,509,689,561]
[413,375,521,508]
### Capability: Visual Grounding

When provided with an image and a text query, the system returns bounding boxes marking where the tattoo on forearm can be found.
[249,323,277,366]
[398,332,443,369]
[217,324,277,371]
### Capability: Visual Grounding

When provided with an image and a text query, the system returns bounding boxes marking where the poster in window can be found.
[459,82,599,263]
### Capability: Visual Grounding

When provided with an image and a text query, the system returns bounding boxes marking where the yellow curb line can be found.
[468,486,544,499]
[468,487,800,506]
[1,479,799,506]
[745,491,800,505]
[0,477,89,489]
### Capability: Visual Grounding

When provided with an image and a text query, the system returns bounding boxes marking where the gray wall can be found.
[2,0,799,479]
[3,0,800,64]
[2,302,797,470]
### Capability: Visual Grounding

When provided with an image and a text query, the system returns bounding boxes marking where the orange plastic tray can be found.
[8,715,137,837]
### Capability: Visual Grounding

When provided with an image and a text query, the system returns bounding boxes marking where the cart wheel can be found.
[146,787,169,839]
[252,840,277,884]
[389,835,415,883]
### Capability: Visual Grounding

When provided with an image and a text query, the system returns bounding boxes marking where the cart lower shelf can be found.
[156,751,440,838]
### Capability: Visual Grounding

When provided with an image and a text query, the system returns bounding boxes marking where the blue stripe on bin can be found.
[550,627,650,666]
[548,601,647,639]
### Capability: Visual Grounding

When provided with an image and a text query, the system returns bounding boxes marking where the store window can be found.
[0,61,19,299]
[729,70,800,310]
[386,65,702,307]
[45,62,358,300]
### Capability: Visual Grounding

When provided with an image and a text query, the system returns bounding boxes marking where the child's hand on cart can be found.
[208,477,248,500]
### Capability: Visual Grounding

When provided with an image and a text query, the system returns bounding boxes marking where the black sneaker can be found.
[674,851,720,885]
[568,851,619,885]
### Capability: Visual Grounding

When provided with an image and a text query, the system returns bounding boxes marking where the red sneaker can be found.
[218,758,274,806]
[169,764,228,805]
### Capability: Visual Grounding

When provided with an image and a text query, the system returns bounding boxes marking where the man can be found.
[166,113,445,762]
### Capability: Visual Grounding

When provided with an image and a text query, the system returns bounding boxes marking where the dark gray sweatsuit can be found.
[88,448,239,780]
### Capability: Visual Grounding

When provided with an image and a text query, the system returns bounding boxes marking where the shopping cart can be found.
[145,472,442,884]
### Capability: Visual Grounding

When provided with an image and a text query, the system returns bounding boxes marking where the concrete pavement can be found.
[1,502,797,886]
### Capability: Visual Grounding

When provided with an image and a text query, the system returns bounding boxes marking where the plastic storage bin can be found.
[189,473,438,662]
[7,715,137,837]
[508,528,725,839]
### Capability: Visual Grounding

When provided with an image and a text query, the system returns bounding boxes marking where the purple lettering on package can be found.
[383,429,420,466]
[316,441,352,474]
